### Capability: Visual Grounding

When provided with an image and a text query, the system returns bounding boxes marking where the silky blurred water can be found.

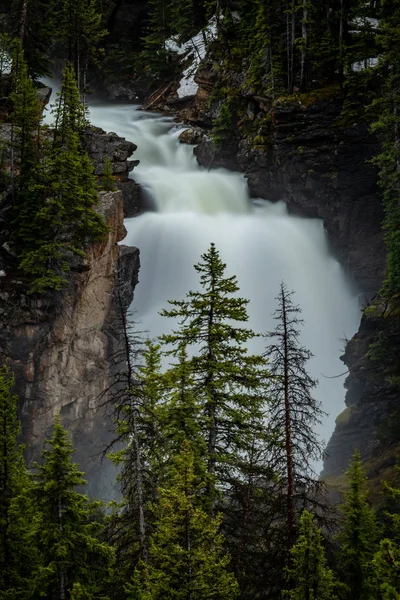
[44,78,361,466]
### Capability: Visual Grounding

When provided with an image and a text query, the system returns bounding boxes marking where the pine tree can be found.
[58,0,107,94]
[337,450,378,600]
[10,40,43,251]
[263,282,325,551]
[101,156,116,192]
[0,366,40,599]
[160,243,265,507]
[18,63,107,294]
[374,474,400,599]
[128,441,239,600]
[11,0,58,77]
[370,0,400,299]
[283,510,338,600]
[110,340,166,590]
[34,415,114,600]
[163,343,207,475]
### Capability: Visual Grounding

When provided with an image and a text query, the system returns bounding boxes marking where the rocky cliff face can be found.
[0,130,140,499]
[322,305,400,488]
[194,94,385,297]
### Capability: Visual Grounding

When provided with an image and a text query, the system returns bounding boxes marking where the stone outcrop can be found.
[322,305,400,487]
[0,129,141,499]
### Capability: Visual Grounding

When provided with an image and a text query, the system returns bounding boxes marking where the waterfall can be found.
[43,78,360,467]
[87,101,360,464]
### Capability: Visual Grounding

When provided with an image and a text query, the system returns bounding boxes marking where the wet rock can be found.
[195,97,385,297]
[179,126,206,145]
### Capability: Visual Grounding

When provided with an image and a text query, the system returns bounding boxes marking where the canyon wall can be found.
[0,128,140,499]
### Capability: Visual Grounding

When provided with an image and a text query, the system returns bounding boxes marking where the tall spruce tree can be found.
[374,473,400,598]
[160,243,265,507]
[128,441,239,600]
[0,366,40,599]
[283,510,338,600]
[10,40,43,251]
[110,339,166,594]
[337,450,378,600]
[18,63,107,293]
[370,0,400,298]
[34,416,114,600]
[263,282,325,551]
[58,0,107,94]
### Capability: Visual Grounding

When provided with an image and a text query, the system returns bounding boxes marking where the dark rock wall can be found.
[195,97,385,297]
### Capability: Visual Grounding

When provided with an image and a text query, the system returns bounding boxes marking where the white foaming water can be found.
[44,78,361,464]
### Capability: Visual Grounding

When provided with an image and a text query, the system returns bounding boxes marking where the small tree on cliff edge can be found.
[263,282,326,552]
[34,416,114,599]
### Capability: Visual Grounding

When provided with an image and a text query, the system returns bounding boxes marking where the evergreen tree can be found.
[101,156,116,192]
[263,282,325,551]
[337,450,378,600]
[18,63,107,294]
[160,243,265,507]
[34,415,114,600]
[58,0,107,94]
[0,366,40,599]
[283,510,338,600]
[110,340,165,591]
[163,343,207,476]
[128,441,239,600]
[370,0,400,298]
[374,474,400,599]
[9,40,43,251]
[11,0,59,77]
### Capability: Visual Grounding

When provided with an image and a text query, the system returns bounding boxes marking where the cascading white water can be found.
[43,81,361,465]
[87,101,361,463]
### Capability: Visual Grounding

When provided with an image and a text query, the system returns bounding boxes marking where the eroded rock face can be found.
[0,130,141,500]
[322,307,400,483]
[195,97,385,297]
[0,190,139,499]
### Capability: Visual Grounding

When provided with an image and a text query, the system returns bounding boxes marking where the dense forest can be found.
[0,0,400,598]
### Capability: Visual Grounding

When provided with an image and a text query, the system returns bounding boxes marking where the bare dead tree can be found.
[263,282,327,552]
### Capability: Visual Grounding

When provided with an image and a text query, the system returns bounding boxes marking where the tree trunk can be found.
[132,408,147,563]
[282,287,295,550]
[300,0,307,90]
[19,0,29,42]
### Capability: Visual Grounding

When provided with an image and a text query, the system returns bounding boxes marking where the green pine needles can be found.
[9,57,108,294]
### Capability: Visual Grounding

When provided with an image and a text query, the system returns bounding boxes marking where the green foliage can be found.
[160,243,265,504]
[337,450,378,600]
[34,415,114,599]
[15,62,107,294]
[101,156,116,191]
[283,510,338,600]
[57,0,107,93]
[129,442,239,600]
[369,0,400,298]
[211,100,235,147]
[0,366,40,599]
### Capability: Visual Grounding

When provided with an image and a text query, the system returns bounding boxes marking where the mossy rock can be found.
[335,407,352,427]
